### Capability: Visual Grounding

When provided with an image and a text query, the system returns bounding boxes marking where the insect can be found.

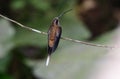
[46,9,72,66]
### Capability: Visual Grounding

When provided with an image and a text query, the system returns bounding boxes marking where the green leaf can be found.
[0,19,15,58]
[0,73,12,79]
[0,55,11,73]
[0,19,15,43]
[11,0,26,10]
[30,0,50,11]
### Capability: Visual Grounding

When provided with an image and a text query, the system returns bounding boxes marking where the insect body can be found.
[48,17,62,54]
[46,17,62,66]
[46,9,72,66]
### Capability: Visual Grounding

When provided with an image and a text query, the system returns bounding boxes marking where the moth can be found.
[46,9,72,66]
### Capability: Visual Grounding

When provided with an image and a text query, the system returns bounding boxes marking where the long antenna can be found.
[0,14,115,49]
[58,9,72,19]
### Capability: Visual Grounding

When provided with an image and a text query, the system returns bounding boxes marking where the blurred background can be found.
[0,0,120,79]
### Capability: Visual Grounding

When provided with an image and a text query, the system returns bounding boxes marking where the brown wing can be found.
[48,26,62,54]
[48,26,57,47]
[52,26,62,52]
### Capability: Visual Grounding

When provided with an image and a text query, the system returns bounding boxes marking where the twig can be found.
[61,37,114,49]
[0,14,115,49]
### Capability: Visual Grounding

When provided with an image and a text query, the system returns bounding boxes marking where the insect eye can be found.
[55,19,59,25]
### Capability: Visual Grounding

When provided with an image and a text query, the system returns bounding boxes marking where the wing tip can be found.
[46,55,50,66]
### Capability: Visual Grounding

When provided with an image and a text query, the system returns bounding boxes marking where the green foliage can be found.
[29,0,50,11]
[0,73,12,79]
[0,0,116,79]
[0,55,11,73]
[11,0,26,10]
[0,20,14,79]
